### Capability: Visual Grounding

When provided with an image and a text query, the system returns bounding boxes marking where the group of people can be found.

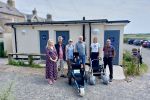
[45,36,115,84]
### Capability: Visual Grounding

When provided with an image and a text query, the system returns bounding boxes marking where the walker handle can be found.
[91,57,102,62]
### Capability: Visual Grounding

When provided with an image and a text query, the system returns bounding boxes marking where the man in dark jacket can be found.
[55,36,66,78]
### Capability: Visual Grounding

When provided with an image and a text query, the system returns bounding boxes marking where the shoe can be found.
[49,80,53,84]
[60,75,67,78]
[54,77,57,80]
[109,78,112,82]
[52,79,56,83]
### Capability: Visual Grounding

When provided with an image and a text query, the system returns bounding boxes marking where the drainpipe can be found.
[83,17,85,41]
[89,23,91,57]
[12,25,18,59]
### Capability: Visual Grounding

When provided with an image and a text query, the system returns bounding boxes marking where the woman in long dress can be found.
[45,39,58,84]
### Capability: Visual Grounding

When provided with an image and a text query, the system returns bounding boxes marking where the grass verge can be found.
[123,50,149,76]
[8,59,45,68]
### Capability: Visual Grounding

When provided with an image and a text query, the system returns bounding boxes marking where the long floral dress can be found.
[45,46,58,79]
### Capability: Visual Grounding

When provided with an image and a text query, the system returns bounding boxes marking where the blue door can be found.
[104,30,120,65]
[39,31,49,60]
[56,31,69,45]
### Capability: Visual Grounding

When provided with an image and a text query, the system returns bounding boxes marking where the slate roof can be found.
[21,13,45,22]
[0,13,9,19]
[0,1,24,17]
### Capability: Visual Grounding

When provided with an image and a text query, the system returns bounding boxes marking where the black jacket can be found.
[55,43,66,61]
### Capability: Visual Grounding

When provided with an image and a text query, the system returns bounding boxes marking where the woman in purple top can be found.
[45,39,58,84]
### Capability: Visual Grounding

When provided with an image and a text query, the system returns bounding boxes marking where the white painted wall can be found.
[3,33,13,55]
[12,25,83,58]
[11,24,126,65]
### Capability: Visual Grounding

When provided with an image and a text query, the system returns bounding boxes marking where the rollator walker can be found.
[88,57,109,85]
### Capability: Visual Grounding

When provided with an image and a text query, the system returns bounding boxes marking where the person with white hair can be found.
[55,36,66,78]
[75,36,87,68]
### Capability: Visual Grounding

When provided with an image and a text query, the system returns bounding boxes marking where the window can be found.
[0,5,2,8]
[12,17,14,22]
[16,18,18,23]
[6,6,12,11]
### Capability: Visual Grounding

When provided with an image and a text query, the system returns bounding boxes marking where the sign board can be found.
[109,37,115,46]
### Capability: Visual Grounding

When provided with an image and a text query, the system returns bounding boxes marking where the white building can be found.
[6,18,130,65]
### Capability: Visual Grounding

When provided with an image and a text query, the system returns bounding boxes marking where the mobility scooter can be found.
[67,52,87,96]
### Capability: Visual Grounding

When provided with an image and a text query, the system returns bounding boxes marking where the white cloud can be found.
[1,0,150,33]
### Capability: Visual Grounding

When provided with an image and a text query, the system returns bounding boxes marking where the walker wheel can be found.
[103,72,107,76]
[99,74,103,79]
[89,76,96,85]
[79,88,85,96]
[103,76,109,85]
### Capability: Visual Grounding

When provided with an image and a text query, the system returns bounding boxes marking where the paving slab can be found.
[106,65,125,80]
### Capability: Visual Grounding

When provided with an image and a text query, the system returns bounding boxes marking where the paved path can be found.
[0,44,150,100]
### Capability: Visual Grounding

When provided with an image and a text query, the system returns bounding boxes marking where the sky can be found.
[1,0,150,33]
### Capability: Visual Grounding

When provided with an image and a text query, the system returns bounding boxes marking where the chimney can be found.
[32,8,37,15]
[7,0,15,8]
[46,13,52,21]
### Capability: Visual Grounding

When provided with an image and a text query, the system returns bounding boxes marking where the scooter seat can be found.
[75,73,82,76]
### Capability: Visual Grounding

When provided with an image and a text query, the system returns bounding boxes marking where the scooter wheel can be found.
[103,72,107,76]
[89,76,96,85]
[103,76,109,85]
[79,88,85,96]
[68,78,72,85]
[68,71,72,85]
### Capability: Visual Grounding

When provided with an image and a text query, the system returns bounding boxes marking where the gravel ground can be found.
[0,44,150,100]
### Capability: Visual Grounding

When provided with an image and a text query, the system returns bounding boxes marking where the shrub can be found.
[122,59,127,67]
[2,50,7,58]
[29,63,45,68]
[9,60,19,66]
[139,62,149,75]
[123,50,148,76]
[125,62,137,76]
[58,67,60,71]
[9,59,45,68]
[9,59,28,67]
[123,50,132,62]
